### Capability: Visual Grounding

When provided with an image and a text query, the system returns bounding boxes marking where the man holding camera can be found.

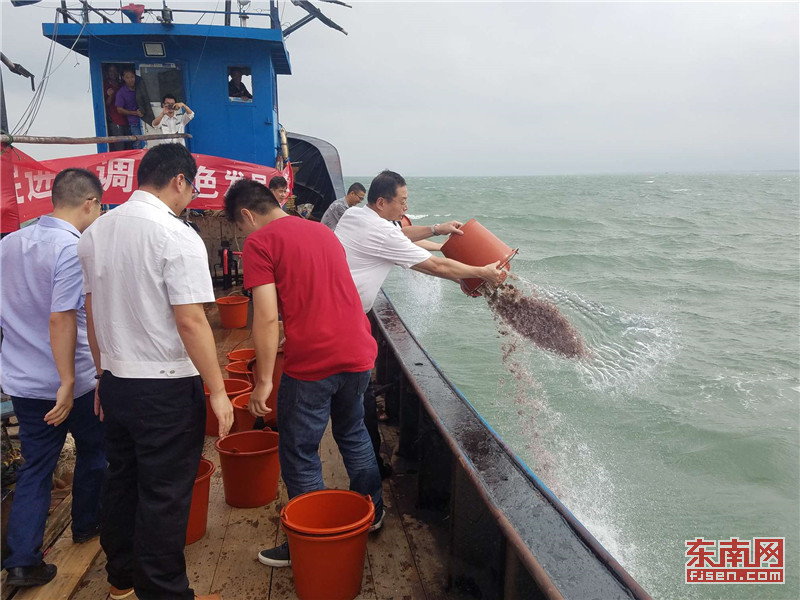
[152,94,194,147]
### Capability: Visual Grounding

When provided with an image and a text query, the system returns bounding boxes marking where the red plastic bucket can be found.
[215,430,280,508]
[281,491,374,600]
[226,347,255,363]
[247,350,283,427]
[216,296,249,329]
[440,218,517,296]
[185,458,215,545]
[231,393,257,432]
[204,378,252,436]
[281,490,374,536]
[224,361,253,384]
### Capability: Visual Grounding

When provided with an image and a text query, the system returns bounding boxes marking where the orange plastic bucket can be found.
[247,350,283,427]
[440,218,517,296]
[204,378,252,436]
[224,360,253,384]
[185,458,215,545]
[226,347,255,363]
[281,491,374,600]
[281,490,374,536]
[231,393,257,432]
[215,430,280,508]
[216,296,249,329]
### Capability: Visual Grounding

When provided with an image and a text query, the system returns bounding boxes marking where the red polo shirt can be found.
[243,216,377,381]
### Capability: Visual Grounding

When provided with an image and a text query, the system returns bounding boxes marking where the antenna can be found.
[285,0,350,37]
[238,0,251,27]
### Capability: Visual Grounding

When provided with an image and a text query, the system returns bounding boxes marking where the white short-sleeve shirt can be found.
[335,205,431,312]
[77,190,214,379]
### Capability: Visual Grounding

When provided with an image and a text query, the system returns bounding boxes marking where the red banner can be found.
[1,148,285,232]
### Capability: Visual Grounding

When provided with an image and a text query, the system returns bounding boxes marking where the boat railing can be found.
[371,290,652,600]
[55,1,278,29]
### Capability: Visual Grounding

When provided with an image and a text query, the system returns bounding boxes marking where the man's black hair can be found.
[51,168,103,209]
[268,175,288,190]
[367,170,406,205]
[121,68,135,77]
[137,143,197,190]
[161,93,177,105]
[224,179,280,222]
[347,182,366,195]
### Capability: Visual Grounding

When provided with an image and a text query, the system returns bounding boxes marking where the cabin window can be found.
[228,66,253,103]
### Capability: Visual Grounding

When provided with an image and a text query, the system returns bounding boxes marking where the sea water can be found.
[349,172,799,600]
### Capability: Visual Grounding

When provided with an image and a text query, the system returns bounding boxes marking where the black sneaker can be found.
[257,541,291,567]
[6,562,57,587]
[73,523,101,544]
[369,507,385,532]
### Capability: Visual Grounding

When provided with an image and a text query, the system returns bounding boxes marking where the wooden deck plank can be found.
[208,495,283,600]
[381,421,451,600]
[184,436,231,596]
[1,493,74,600]
[13,537,101,600]
[70,553,111,600]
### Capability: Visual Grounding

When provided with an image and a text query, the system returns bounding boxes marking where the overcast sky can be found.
[2,1,798,176]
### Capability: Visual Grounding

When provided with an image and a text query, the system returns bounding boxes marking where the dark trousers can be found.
[108,122,131,151]
[4,390,105,568]
[98,372,204,600]
[363,384,381,460]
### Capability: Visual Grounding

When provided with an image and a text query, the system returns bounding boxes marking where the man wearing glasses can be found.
[77,144,231,600]
[152,94,195,148]
[1,169,106,588]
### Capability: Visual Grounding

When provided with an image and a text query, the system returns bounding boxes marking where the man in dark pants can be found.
[0,169,106,587]
[223,179,383,568]
[78,144,233,600]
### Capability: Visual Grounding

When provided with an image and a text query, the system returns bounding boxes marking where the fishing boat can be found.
[0,2,652,598]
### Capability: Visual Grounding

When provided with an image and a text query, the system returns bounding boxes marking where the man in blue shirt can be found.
[0,168,106,588]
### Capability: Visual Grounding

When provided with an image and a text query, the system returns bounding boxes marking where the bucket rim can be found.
[280,490,375,536]
[231,392,251,409]
[226,348,256,361]
[205,378,253,396]
[216,296,249,305]
[214,429,279,456]
[196,457,216,482]
[225,361,251,373]
[283,517,372,540]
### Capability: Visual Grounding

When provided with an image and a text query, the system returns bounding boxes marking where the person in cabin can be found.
[103,64,129,151]
[268,175,289,205]
[115,68,143,150]
[0,169,106,588]
[223,179,384,569]
[320,182,366,230]
[152,94,194,147]
[77,144,231,600]
[228,68,253,100]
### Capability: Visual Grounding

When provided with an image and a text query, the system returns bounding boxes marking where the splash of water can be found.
[513,276,678,393]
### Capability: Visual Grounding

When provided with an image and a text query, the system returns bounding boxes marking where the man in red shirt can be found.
[224,179,383,568]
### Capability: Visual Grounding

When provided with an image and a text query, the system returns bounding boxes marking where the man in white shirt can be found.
[77,144,231,600]
[335,170,505,476]
[152,94,194,147]
[335,169,505,313]
[320,182,366,230]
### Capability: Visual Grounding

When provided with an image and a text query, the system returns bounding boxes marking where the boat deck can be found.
[2,303,458,600]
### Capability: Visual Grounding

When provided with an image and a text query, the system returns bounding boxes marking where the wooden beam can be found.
[1,133,191,145]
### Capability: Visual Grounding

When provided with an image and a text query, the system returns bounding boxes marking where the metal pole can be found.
[225,0,231,27]
[1,133,191,145]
